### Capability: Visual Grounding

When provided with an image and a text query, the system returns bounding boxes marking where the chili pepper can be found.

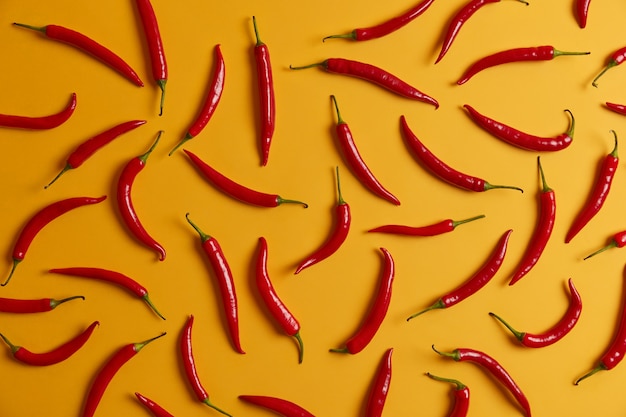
[0,295,84,313]
[576,0,591,27]
[565,131,618,243]
[584,230,626,259]
[0,92,76,129]
[252,16,276,166]
[13,23,143,86]
[47,267,165,320]
[295,167,350,274]
[2,195,107,287]
[592,46,626,87]
[464,105,575,152]
[457,46,590,85]
[509,157,556,285]
[331,95,401,205]
[180,315,232,416]
[368,214,485,236]
[117,131,166,261]
[184,149,307,208]
[432,346,531,416]
[606,102,626,115]
[407,229,512,320]
[135,392,174,417]
[490,278,582,347]
[322,0,436,41]
[82,332,166,417]
[255,237,304,363]
[435,0,529,64]
[426,373,470,417]
[365,348,393,417]
[330,248,394,354]
[239,395,315,417]
[0,321,99,366]
[45,119,147,188]
[186,214,244,354]
[400,115,523,192]
[290,60,438,108]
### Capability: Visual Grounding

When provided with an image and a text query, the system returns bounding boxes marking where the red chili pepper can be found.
[365,348,393,417]
[576,0,591,27]
[239,395,315,417]
[186,214,244,354]
[606,102,626,115]
[407,229,512,320]
[2,195,107,287]
[331,95,401,205]
[0,295,84,313]
[252,16,276,166]
[290,60,439,108]
[509,157,555,286]
[330,248,394,354]
[0,321,99,366]
[13,23,143,86]
[322,0,436,41]
[135,392,174,417]
[368,214,485,236]
[592,46,626,87]
[426,373,470,417]
[255,237,304,363]
[432,346,531,417]
[45,119,147,188]
[295,167,350,274]
[457,46,589,85]
[117,131,166,261]
[584,230,626,259]
[180,315,232,416]
[565,131,618,243]
[47,267,165,320]
[0,92,76,129]
[490,278,582,347]
[464,105,575,152]
[400,115,523,192]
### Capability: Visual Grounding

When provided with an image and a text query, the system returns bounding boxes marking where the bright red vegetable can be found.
[0,295,84,313]
[135,392,175,417]
[0,92,76,129]
[239,395,315,417]
[366,348,393,417]
[426,373,470,417]
[576,0,591,27]
[368,214,484,236]
[606,102,626,115]
[252,16,276,166]
[584,229,626,259]
[592,46,626,87]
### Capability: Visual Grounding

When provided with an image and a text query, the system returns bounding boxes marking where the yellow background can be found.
[1,0,626,415]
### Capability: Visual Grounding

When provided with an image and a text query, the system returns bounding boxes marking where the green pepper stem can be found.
[489,312,525,342]
[276,197,308,208]
[322,32,356,42]
[157,80,166,116]
[289,61,326,71]
[574,363,607,385]
[553,49,591,57]
[169,133,193,156]
[133,332,166,352]
[431,344,460,361]
[13,22,46,34]
[592,61,618,88]
[330,95,346,125]
[484,183,524,192]
[203,399,233,417]
[564,109,575,138]
[252,16,264,47]
[329,346,350,354]
[407,299,445,321]
[44,163,73,189]
[138,130,163,164]
[335,166,346,205]
[50,295,86,309]
[426,372,467,390]
[584,241,618,260]
[610,130,619,158]
[537,156,552,193]
[186,213,211,243]
[143,295,166,320]
[452,214,486,228]
[0,333,20,354]
[1,259,22,287]
[293,331,304,364]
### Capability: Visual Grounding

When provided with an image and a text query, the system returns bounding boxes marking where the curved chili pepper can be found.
[239,395,315,417]
[576,0,591,27]
[584,230,626,259]
[252,16,276,166]
[184,149,308,208]
[13,23,143,86]
[407,229,512,320]
[330,248,394,354]
[290,60,438,108]
[255,237,304,363]
[509,157,555,286]
[47,267,165,319]
[457,46,589,85]
[135,392,174,417]
[368,214,484,236]
[0,92,76,129]
[426,373,470,417]
[464,105,575,152]
[0,321,99,366]
[491,278,582,347]
[82,332,166,417]
[2,195,107,287]
[432,346,531,416]
[295,167,350,274]
[592,46,626,87]
[0,295,84,313]
[45,119,147,188]
[117,131,166,261]
[322,0,436,41]
[606,102,626,115]
[332,95,401,205]
[186,214,244,354]
[180,315,232,416]
[401,115,523,192]
[364,348,393,417]
[565,131,618,243]
[435,0,528,64]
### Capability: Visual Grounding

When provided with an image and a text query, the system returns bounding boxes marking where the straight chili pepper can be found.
[239,395,315,417]
[252,16,276,166]
[606,102,626,115]
[47,267,165,319]
[592,46,626,87]
[0,295,84,313]
[13,23,143,86]
[365,348,393,417]
[0,321,99,366]
[584,230,626,259]
[290,60,439,108]
[184,149,308,208]
[401,115,523,192]
[186,214,244,354]
[407,229,512,320]
[2,195,107,287]
[45,119,147,188]
[330,248,394,354]
[426,373,470,417]
[368,214,484,236]
[135,392,174,417]
[82,332,166,417]
[576,0,591,27]
[0,92,76,129]
[565,131,618,243]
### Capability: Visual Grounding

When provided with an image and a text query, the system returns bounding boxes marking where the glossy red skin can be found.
[187,45,225,138]
[180,316,210,401]
[48,267,147,298]
[366,348,393,417]
[135,0,167,83]
[0,297,81,313]
[615,231,626,247]
[369,219,457,236]
[0,92,76,129]
[606,102,626,115]
[239,395,315,417]
[135,393,174,417]
[576,0,591,27]
[449,386,470,417]
[253,19,275,167]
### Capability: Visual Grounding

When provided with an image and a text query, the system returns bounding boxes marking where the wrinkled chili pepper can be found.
[407,229,512,320]
[365,348,393,417]
[0,321,99,366]
[135,392,174,417]
[186,214,244,354]
[331,95,401,205]
[606,102,626,115]
[565,130,618,243]
[592,46,626,87]
[368,214,485,236]
[0,295,84,313]
[464,105,575,152]
[239,395,315,417]
[330,248,395,354]
[426,373,470,417]
[13,23,143,86]
[0,92,76,129]
[184,149,307,208]
[48,267,165,319]
[584,229,626,259]
[252,16,276,166]
[576,0,591,27]
[401,115,523,192]
[2,195,107,287]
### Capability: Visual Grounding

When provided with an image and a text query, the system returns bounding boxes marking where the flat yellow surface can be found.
[1,0,626,416]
